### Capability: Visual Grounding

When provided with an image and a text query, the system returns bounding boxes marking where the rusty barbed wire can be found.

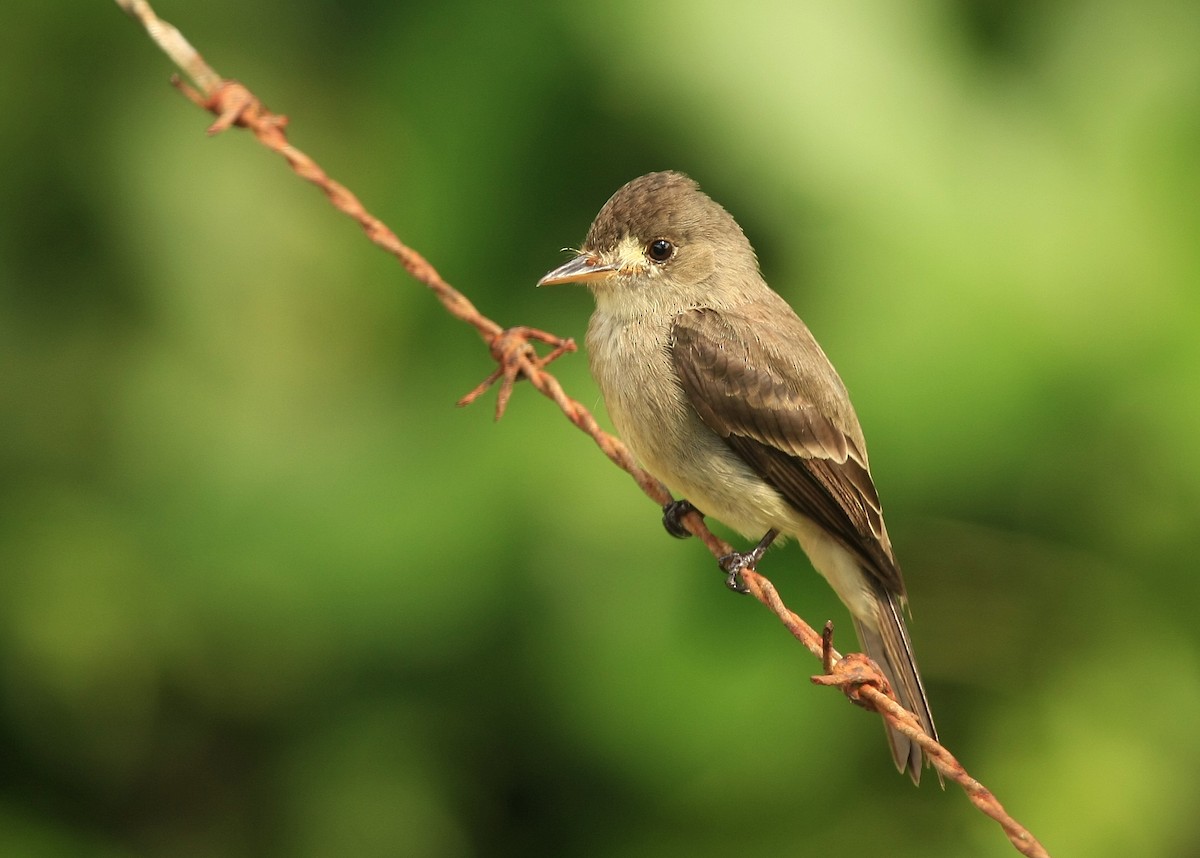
[115,3,1050,856]
[746,572,1049,857]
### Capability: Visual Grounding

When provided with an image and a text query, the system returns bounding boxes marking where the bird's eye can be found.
[646,238,675,263]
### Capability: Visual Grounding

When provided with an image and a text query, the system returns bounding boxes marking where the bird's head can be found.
[538,171,758,311]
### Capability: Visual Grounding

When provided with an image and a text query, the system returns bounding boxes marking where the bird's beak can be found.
[537,252,618,286]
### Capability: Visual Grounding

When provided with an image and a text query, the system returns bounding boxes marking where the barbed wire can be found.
[114,3,1050,856]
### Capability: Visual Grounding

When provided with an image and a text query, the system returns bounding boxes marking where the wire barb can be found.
[814,621,893,711]
[457,327,577,420]
[116,3,1051,856]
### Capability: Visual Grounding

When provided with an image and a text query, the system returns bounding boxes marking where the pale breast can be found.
[585,310,796,538]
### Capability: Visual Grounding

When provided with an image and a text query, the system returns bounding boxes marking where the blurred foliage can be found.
[2,0,1199,855]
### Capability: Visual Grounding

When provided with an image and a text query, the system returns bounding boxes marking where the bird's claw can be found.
[716,528,779,594]
[717,551,755,593]
[662,499,701,539]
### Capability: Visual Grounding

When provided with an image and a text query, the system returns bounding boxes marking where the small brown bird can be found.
[539,171,937,782]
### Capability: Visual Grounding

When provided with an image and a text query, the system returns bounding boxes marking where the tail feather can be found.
[852,590,938,785]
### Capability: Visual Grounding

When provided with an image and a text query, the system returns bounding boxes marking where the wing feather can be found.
[671,307,904,596]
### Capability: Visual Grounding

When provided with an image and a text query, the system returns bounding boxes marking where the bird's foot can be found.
[717,529,779,593]
[662,499,701,539]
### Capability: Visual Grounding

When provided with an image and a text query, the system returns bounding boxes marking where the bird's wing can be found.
[670,306,904,596]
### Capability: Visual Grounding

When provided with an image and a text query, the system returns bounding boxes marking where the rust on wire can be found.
[115,3,1050,856]
[742,568,1049,858]
[457,325,577,420]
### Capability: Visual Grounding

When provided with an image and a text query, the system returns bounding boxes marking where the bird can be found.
[538,170,937,783]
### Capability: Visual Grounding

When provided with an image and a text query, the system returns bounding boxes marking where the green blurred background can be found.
[2,1,1198,855]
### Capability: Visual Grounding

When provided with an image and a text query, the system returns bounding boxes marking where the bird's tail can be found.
[851,590,939,785]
